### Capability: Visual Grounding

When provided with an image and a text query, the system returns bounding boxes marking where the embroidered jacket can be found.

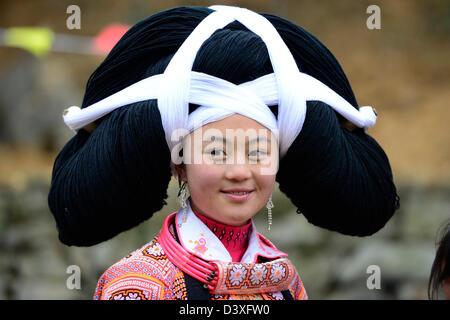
[94,202,308,300]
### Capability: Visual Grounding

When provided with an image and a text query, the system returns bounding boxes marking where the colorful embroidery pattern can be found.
[142,238,166,260]
[94,238,186,300]
[211,258,295,295]
[111,289,150,300]
[192,237,208,255]
[195,212,251,250]
[94,220,307,300]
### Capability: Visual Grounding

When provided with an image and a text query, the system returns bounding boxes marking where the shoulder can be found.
[94,237,186,300]
[255,233,308,300]
[289,266,308,300]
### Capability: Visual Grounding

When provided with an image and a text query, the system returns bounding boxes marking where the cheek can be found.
[186,164,222,193]
[256,174,276,195]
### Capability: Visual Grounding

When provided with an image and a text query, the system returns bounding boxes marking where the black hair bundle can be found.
[48,6,399,246]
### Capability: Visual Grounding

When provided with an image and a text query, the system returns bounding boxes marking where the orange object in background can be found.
[92,23,130,54]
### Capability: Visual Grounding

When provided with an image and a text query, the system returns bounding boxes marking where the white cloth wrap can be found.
[62,5,377,160]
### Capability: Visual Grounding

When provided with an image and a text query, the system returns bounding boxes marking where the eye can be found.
[249,150,268,160]
[205,148,225,157]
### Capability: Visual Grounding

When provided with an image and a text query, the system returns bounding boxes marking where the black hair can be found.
[48,6,400,246]
[428,220,450,299]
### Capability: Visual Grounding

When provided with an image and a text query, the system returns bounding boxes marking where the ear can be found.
[174,163,187,182]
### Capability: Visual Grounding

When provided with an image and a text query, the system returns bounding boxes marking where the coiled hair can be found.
[48,6,399,246]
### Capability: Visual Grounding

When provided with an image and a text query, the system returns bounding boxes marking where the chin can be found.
[225,214,253,226]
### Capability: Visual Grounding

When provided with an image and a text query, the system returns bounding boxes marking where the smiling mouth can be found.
[222,191,251,195]
[220,190,254,201]
[221,188,254,194]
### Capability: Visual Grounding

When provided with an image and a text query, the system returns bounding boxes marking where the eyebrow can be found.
[202,135,271,144]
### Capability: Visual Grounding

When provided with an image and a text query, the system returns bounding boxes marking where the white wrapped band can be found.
[62,5,377,159]
[62,72,278,134]
[208,5,305,158]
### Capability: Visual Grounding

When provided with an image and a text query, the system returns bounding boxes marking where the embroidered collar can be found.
[158,210,296,295]
[193,211,252,262]
[175,199,287,263]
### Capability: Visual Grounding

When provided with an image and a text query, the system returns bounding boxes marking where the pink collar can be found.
[158,212,295,295]
[192,211,251,262]
[175,199,287,263]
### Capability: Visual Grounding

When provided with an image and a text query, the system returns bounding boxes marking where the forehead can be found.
[188,114,274,143]
[202,113,269,131]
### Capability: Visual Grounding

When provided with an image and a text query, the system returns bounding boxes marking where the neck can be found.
[193,211,252,262]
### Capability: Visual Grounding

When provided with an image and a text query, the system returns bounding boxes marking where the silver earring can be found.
[266,195,274,231]
[178,181,188,208]
[178,181,188,227]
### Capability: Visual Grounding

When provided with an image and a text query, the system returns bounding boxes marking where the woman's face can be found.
[176,114,279,226]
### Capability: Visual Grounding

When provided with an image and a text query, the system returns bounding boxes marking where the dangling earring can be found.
[266,194,274,231]
[177,181,188,227]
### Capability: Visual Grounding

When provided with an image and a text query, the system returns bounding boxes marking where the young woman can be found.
[48,6,400,300]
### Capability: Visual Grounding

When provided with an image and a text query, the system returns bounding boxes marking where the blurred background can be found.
[0,0,448,300]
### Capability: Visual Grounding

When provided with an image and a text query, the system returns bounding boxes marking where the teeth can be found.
[228,192,248,195]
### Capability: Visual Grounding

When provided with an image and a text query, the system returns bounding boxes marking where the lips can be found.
[221,189,254,202]
[221,188,254,193]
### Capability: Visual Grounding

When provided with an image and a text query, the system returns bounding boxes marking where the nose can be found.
[224,163,252,181]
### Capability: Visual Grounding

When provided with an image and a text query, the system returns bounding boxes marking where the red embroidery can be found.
[211,258,295,295]
[193,211,251,261]
[94,214,307,300]
[110,289,148,300]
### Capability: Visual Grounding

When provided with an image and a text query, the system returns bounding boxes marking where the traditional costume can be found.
[48,5,400,300]
[94,200,307,300]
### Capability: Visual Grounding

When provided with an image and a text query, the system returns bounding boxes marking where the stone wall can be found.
[0,178,448,299]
